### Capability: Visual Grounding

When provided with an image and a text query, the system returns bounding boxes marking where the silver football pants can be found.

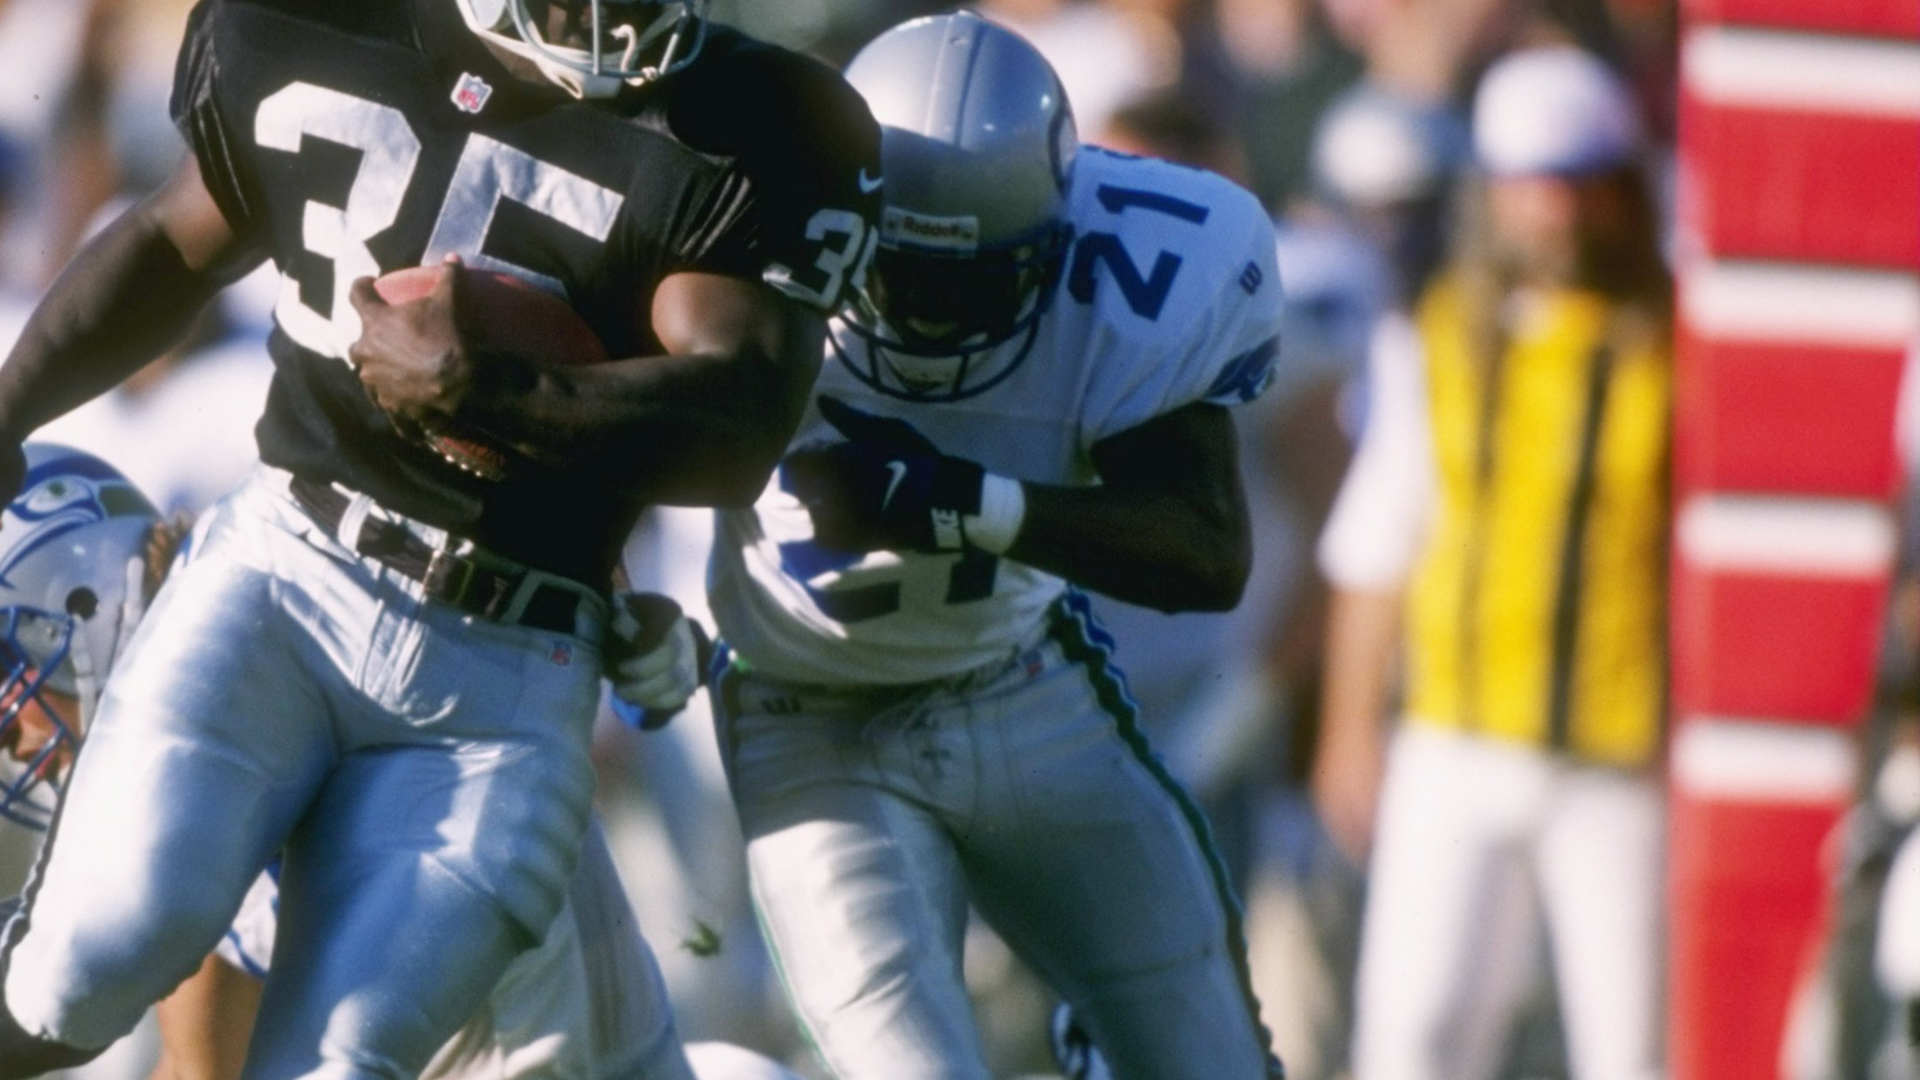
[2,467,606,1079]
[715,592,1280,1080]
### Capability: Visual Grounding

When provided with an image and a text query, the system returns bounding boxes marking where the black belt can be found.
[288,476,589,635]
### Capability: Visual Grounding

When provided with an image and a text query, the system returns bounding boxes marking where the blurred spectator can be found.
[1308,81,1466,307]
[1786,341,1920,1080]
[1784,713,1920,1080]
[1872,342,1920,1079]
[96,0,201,196]
[1313,45,1671,1080]
[1877,769,1920,1079]
[0,132,23,254]
[0,0,99,287]
[0,130,30,330]
[1229,217,1386,1080]
[0,0,200,288]
[1101,90,1253,186]
[977,0,1179,140]
[1218,0,1364,210]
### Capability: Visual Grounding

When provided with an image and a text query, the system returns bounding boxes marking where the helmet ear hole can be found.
[65,588,98,620]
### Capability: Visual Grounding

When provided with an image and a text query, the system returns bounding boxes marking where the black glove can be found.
[783,395,985,554]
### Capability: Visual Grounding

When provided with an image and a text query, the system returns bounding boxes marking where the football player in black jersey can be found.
[0,1,879,1076]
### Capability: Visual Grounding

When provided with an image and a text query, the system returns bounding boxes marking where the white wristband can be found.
[964,474,1026,555]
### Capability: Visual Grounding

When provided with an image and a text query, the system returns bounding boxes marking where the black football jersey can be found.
[170,0,881,579]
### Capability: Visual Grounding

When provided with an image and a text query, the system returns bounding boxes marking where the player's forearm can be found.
[1008,481,1251,613]
[463,346,814,506]
[0,203,230,438]
[1316,586,1404,754]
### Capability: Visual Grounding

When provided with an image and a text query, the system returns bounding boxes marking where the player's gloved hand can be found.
[783,395,986,554]
[605,592,712,730]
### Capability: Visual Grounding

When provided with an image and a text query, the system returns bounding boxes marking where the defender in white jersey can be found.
[0,444,792,1080]
[701,14,1286,1080]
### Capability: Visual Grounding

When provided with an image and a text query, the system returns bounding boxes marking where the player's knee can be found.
[0,1017,105,1080]
[21,888,230,1036]
[0,932,110,1080]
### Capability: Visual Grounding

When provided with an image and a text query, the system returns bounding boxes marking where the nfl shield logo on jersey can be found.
[451,73,493,115]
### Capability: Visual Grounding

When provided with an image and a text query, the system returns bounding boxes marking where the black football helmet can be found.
[452,0,708,99]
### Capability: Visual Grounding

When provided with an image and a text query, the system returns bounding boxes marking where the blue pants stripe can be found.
[1047,590,1284,1079]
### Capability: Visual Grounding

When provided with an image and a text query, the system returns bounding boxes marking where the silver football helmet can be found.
[452,0,709,100]
[839,12,1078,401]
[0,445,158,830]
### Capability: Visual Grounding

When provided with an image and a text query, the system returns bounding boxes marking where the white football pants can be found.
[220,821,701,1080]
[714,593,1279,1080]
[2,467,606,1079]
[1351,725,1665,1080]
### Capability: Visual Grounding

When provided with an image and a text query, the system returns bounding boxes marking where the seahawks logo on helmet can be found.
[835,12,1079,402]
[0,453,155,589]
[0,446,159,832]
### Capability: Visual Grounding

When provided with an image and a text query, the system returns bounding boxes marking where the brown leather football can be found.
[371,265,609,481]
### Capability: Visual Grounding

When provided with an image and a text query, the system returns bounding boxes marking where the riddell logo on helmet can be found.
[882,209,979,254]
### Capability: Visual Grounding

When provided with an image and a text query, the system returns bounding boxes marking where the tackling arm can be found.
[349,269,823,508]
[1009,402,1252,613]
[784,398,1252,614]
[0,154,264,495]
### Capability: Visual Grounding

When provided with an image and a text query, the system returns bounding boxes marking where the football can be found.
[371,264,610,481]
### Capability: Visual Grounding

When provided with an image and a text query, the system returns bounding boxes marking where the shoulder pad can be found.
[663,27,875,164]
[1061,149,1275,336]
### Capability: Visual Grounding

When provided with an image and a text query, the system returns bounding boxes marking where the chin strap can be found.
[493,4,688,99]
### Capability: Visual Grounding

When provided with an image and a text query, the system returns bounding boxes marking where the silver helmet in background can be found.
[839,11,1078,401]
[0,445,158,830]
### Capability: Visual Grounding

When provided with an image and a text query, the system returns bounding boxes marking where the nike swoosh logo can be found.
[859,169,884,194]
[882,460,908,509]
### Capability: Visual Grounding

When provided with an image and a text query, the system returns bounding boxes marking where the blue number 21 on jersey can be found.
[1067,182,1209,320]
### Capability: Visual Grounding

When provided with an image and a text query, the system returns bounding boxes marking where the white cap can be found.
[1313,86,1457,206]
[1473,46,1640,177]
